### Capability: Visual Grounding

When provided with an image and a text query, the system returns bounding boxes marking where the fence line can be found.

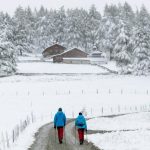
[0,89,149,97]
[0,103,150,149]
[0,112,36,150]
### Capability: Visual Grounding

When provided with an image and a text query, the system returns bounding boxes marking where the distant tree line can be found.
[0,2,150,75]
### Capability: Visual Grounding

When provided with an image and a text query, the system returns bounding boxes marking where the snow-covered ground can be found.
[101,61,119,72]
[0,56,150,150]
[86,112,150,150]
[17,54,42,62]
[87,112,150,131]
[17,62,109,74]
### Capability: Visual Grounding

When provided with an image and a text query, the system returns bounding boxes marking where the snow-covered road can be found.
[29,120,100,150]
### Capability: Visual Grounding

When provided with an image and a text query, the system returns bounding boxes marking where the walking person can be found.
[54,108,66,144]
[75,112,87,145]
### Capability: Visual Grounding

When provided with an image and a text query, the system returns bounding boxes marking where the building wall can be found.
[63,59,90,64]
[53,56,63,63]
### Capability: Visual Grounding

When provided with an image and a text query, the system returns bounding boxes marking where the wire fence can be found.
[0,88,150,149]
[0,89,149,97]
[0,112,36,150]
[0,104,150,150]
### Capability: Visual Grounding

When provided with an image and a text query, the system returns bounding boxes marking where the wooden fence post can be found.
[91,108,93,115]
[31,112,34,123]
[82,90,84,94]
[134,90,136,94]
[111,107,113,114]
[96,89,98,94]
[101,107,103,116]
[124,106,126,113]
[28,91,30,96]
[6,132,9,148]
[118,105,120,113]
[1,132,6,150]
[130,106,132,112]
[12,130,15,143]
[135,106,138,112]
[121,89,123,94]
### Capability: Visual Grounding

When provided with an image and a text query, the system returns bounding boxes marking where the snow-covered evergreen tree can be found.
[12,6,31,55]
[24,7,37,53]
[0,13,16,76]
[65,8,82,48]
[113,20,131,73]
[102,4,122,60]
[87,5,101,51]
[131,6,150,75]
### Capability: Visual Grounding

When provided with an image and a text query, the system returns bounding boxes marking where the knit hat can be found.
[58,108,62,111]
[79,112,82,115]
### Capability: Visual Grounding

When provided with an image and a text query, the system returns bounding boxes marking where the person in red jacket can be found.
[54,108,66,144]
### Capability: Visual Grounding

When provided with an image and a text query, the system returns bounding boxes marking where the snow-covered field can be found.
[86,112,150,150]
[101,61,119,72]
[17,62,109,74]
[0,57,150,150]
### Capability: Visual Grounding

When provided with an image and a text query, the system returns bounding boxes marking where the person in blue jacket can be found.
[75,112,87,145]
[54,108,66,144]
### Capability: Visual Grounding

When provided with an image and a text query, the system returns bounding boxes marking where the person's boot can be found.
[80,140,83,145]
[59,139,63,144]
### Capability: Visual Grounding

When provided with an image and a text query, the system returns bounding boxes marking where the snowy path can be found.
[28,120,100,150]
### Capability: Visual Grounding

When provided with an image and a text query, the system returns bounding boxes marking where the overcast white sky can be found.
[0,0,150,15]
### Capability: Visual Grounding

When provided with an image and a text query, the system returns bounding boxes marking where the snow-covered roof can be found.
[42,43,66,53]
[52,48,88,57]
[88,50,104,57]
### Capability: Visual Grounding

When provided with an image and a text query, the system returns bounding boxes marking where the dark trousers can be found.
[78,129,84,142]
[57,127,64,141]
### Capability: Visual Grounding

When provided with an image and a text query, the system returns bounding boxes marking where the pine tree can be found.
[87,5,101,51]
[0,13,16,76]
[102,4,120,59]
[113,20,131,73]
[131,6,150,75]
[12,6,30,55]
[65,8,81,48]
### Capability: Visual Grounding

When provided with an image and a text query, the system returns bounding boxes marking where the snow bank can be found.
[87,130,150,150]
[100,61,119,72]
[87,112,150,131]
[86,112,150,150]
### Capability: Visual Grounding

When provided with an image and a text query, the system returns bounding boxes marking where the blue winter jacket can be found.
[75,115,87,129]
[54,111,66,127]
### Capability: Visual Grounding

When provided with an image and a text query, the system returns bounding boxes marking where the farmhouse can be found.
[42,43,66,57]
[52,48,89,64]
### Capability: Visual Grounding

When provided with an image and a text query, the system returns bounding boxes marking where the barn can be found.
[42,44,66,58]
[52,48,89,63]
